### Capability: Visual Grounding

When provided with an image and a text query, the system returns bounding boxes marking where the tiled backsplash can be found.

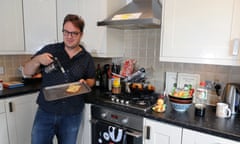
[1,29,240,95]
[0,55,31,81]
[120,29,240,94]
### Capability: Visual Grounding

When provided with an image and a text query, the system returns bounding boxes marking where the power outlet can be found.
[0,66,4,74]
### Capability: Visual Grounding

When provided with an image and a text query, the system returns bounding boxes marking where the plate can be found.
[152,104,166,113]
[43,82,91,101]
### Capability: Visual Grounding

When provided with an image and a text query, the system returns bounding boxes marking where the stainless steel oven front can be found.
[91,105,143,144]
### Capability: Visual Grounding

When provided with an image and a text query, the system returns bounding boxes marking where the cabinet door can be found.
[5,92,38,144]
[144,118,182,144]
[0,101,9,144]
[77,104,91,144]
[23,0,57,54]
[182,128,239,144]
[160,0,240,66]
[81,0,125,57]
[0,0,24,53]
[57,0,83,42]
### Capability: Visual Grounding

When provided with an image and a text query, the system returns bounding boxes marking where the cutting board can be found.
[3,81,24,88]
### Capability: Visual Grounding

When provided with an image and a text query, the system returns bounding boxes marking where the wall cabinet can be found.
[56,0,83,42]
[0,101,9,144]
[23,0,57,54]
[80,0,126,57]
[182,128,239,144]
[1,0,126,56]
[143,118,182,144]
[5,92,38,144]
[0,0,24,54]
[160,0,240,66]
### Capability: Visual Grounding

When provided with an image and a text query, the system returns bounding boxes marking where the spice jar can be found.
[112,77,121,94]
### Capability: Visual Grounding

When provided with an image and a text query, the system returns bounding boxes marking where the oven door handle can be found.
[125,130,142,138]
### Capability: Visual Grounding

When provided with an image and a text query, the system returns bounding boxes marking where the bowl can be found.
[168,95,193,112]
[170,102,192,112]
[168,95,193,104]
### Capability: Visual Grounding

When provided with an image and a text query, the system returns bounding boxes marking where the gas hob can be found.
[102,92,159,112]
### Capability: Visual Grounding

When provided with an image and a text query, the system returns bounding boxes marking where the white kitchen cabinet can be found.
[0,100,9,144]
[0,0,25,54]
[5,92,38,144]
[143,118,182,144]
[182,128,239,144]
[80,0,126,57]
[23,0,57,54]
[160,0,240,66]
[77,103,92,144]
[56,0,83,42]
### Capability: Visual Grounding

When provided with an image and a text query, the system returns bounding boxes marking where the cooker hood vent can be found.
[97,0,162,29]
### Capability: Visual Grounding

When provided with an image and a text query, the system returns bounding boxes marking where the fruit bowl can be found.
[168,95,193,112]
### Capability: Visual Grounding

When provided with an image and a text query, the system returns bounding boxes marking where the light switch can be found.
[0,66,4,74]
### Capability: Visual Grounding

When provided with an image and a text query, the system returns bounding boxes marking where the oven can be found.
[91,105,143,144]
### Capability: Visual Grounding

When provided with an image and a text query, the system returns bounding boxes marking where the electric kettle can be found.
[222,83,240,114]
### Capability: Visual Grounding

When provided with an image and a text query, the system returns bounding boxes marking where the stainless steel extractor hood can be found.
[97,0,162,29]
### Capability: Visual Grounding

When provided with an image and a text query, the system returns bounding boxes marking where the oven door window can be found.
[92,120,142,144]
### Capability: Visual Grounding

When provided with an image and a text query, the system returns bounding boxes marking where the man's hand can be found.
[34,53,54,66]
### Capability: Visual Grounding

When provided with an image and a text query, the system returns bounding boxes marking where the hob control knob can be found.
[121,118,128,124]
[116,99,120,103]
[101,113,107,119]
[120,99,124,104]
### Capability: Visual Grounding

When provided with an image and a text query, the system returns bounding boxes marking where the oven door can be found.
[91,119,143,144]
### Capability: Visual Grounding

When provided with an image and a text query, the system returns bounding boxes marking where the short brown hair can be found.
[63,14,85,32]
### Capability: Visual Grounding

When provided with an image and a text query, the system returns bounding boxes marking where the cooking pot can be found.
[222,83,240,114]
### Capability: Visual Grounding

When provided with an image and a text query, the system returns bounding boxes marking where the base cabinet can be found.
[143,118,182,144]
[5,92,38,144]
[78,103,91,144]
[182,129,239,144]
[0,101,9,144]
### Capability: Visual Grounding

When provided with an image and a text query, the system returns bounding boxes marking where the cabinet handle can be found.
[146,126,150,139]
[232,38,239,56]
[9,102,13,112]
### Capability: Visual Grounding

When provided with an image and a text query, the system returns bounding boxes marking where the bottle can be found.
[95,64,103,88]
[102,64,110,90]
[107,65,112,91]
[194,81,208,116]
[0,79,3,91]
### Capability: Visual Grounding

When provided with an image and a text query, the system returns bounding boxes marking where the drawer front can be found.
[0,101,5,113]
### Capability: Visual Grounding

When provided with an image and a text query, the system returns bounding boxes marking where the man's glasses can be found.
[62,30,81,37]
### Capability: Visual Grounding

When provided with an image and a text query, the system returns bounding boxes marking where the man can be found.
[23,14,95,144]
